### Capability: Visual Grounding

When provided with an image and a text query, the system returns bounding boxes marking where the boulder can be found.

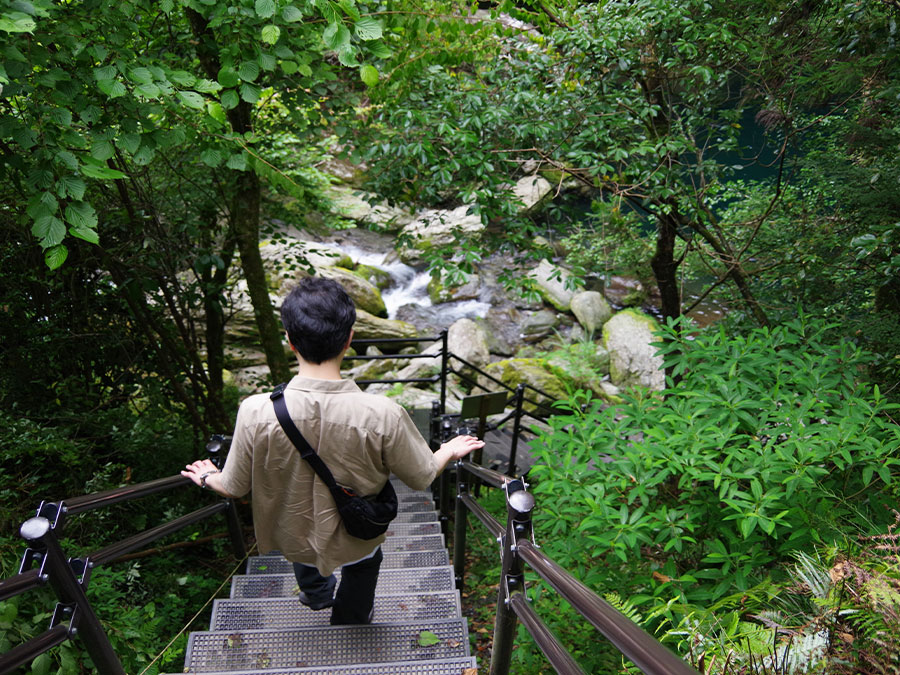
[327,185,414,231]
[528,259,576,312]
[353,309,419,341]
[601,309,665,391]
[399,205,485,265]
[479,358,568,410]
[428,272,481,304]
[355,263,392,290]
[448,318,491,368]
[570,291,613,335]
[545,345,611,400]
[520,309,558,342]
[318,266,387,318]
[512,175,553,212]
[394,341,443,382]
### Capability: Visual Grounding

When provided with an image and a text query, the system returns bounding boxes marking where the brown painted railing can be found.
[0,438,244,675]
[450,461,699,675]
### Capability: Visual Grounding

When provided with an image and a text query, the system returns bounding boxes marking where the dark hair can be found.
[280,277,357,364]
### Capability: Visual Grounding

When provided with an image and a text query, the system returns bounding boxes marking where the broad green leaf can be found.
[194,78,222,93]
[32,213,65,247]
[239,61,260,82]
[65,201,98,230]
[220,89,239,109]
[31,651,52,675]
[160,0,174,13]
[136,82,161,98]
[281,60,298,75]
[226,152,247,170]
[338,0,360,21]
[354,17,382,41]
[282,5,303,21]
[177,90,206,109]
[323,23,351,50]
[261,24,281,44]
[169,70,196,87]
[369,41,391,59]
[0,63,8,84]
[133,144,155,165]
[55,151,78,170]
[258,52,277,71]
[129,67,153,84]
[240,82,261,103]
[359,64,378,87]
[255,0,276,18]
[417,630,440,647]
[275,45,295,58]
[201,148,222,167]
[0,11,36,33]
[57,176,86,200]
[217,67,239,88]
[297,63,312,77]
[69,225,99,245]
[337,43,358,67]
[44,244,68,269]
[207,101,227,124]
[49,108,73,127]
[80,162,127,179]
[97,78,126,98]
[118,133,141,154]
[316,0,340,24]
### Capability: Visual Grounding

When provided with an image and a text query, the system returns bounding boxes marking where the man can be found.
[182,277,483,625]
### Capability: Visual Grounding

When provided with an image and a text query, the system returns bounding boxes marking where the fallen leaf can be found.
[652,571,672,583]
[225,633,242,648]
[463,669,478,675]
[418,630,441,647]
[399,603,408,610]
[447,639,461,647]
[477,627,489,634]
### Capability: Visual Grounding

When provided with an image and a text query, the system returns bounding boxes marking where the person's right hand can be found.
[441,434,484,460]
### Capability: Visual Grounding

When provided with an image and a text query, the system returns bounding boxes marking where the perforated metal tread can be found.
[247,534,447,555]
[393,509,440,523]
[184,619,470,671]
[231,566,455,599]
[170,656,477,674]
[385,521,441,536]
[248,550,449,574]
[211,590,462,630]
[398,499,435,512]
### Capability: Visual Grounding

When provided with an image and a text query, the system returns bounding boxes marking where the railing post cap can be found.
[509,490,535,514]
[20,516,51,541]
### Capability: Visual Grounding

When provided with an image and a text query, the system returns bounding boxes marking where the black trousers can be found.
[292,547,383,625]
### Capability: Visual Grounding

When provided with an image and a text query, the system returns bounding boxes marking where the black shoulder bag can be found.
[270,384,398,540]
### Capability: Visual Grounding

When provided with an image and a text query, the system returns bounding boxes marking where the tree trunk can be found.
[186,8,292,385]
[650,213,681,321]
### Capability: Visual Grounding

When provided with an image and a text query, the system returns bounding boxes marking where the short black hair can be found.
[281,277,357,364]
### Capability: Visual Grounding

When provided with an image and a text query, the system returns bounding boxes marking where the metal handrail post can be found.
[440,330,448,414]
[19,518,125,675]
[490,480,535,675]
[223,499,246,558]
[507,384,525,476]
[452,459,470,591]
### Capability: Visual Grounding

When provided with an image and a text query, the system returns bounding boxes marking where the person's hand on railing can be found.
[181,459,236,498]
[433,434,484,474]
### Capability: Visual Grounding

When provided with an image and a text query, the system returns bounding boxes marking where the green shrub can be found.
[529,316,900,614]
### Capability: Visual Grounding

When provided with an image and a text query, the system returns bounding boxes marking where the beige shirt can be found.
[219,375,439,575]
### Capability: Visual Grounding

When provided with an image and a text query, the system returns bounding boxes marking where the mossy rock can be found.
[479,358,568,410]
[601,308,664,390]
[355,264,393,290]
[318,266,387,318]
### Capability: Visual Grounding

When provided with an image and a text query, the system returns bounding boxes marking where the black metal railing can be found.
[449,461,699,675]
[0,438,244,675]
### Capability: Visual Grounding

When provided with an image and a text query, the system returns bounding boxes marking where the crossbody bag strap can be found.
[270,384,340,492]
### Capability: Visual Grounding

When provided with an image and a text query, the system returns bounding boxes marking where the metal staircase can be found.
[168,480,477,674]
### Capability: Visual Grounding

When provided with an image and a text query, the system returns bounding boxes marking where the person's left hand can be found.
[181,459,219,486]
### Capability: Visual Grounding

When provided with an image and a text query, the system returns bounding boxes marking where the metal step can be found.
[247,550,449,574]
[211,590,462,630]
[385,521,441,536]
[184,619,470,671]
[398,499,435,512]
[231,566,455,599]
[393,510,440,523]
[167,656,477,674]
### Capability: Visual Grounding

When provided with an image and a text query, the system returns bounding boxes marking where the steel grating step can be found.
[168,655,477,674]
[231,566,455,599]
[398,499,435,513]
[385,521,441,536]
[248,550,449,574]
[211,590,462,630]
[393,510,440,523]
[396,491,435,503]
[184,619,470,671]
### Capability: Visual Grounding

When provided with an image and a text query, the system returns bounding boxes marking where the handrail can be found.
[517,540,697,675]
[0,568,42,603]
[63,474,192,515]
[1,440,244,675]
[451,460,699,675]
